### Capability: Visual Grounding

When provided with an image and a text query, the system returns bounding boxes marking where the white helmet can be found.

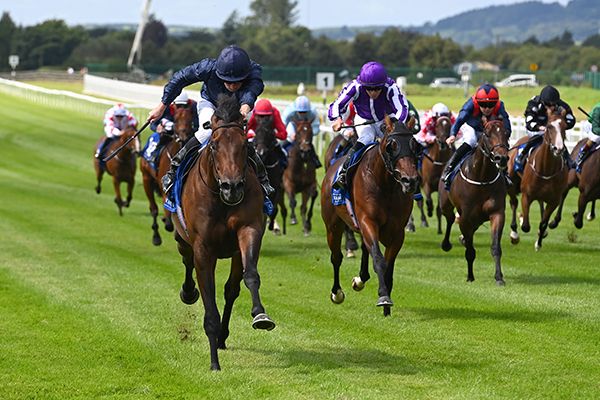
[432,102,450,117]
[174,92,189,105]
[113,104,127,117]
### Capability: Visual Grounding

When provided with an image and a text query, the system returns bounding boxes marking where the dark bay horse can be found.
[253,115,287,235]
[418,115,453,234]
[321,117,420,317]
[140,106,194,246]
[549,139,600,229]
[324,132,359,257]
[507,109,569,250]
[283,119,318,236]
[439,118,509,285]
[94,126,137,216]
[173,95,275,371]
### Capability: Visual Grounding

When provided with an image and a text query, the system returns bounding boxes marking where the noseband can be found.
[379,132,418,183]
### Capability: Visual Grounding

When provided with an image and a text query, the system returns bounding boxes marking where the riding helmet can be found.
[358,61,388,87]
[294,95,311,112]
[253,99,274,115]
[215,45,252,82]
[432,102,450,116]
[474,84,500,102]
[174,92,189,104]
[540,85,560,104]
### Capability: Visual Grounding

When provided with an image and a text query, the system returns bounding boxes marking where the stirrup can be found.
[333,175,346,190]
[162,173,174,193]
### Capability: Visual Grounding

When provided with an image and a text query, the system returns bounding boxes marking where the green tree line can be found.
[1,0,600,85]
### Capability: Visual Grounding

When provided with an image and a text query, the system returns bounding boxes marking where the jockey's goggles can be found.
[175,103,189,108]
[542,101,557,108]
[364,86,383,92]
[479,101,497,109]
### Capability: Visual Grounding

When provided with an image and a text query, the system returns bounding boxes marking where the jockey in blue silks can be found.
[147,45,274,196]
[282,95,322,168]
[442,83,512,187]
[328,61,410,190]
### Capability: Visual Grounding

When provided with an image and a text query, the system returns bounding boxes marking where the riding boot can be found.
[563,148,575,169]
[95,136,113,159]
[161,135,200,194]
[310,145,322,169]
[576,140,593,172]
[333,142,365,190]
[442,142,471,185]
[248,144,275,196]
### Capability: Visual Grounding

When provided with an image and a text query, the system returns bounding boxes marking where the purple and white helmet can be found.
[357,61,388,87]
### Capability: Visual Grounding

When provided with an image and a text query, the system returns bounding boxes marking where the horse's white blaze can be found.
[551,120,564,150]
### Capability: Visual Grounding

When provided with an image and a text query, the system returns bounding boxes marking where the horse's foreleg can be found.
[300,191,309,235]
[536,200,558,251]
[361,224,393,311]
[459,227,476,282]
[278,192,287,235]
[588,200,596,221]
[237,226,275,331]
[416,198,429,227]
[304,187,318,235]
[112,177,124,216]
[382,239,404,317]
[489,212,505,285]
[95,165,103,194]
[143,177,162,246]
[344,228,358,258]
[351,240,370,292]
[520,193,532,233]
[549,188,569,229]
[177,234,199,305]
[288,190,297,225]
[125,178,134,207]
[327,221,345,303]
[440,197,455,252]
[219,253,243,349]
[574,191,588,229]
[508,192,520,244]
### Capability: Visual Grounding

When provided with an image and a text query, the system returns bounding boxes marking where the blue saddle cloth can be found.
[444,149,474,191]
[513,136,543,174]
[142,132,161,170]
[331,142,376,206]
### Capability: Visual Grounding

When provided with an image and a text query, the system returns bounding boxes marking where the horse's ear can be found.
[383,115,394,134]
[406,116,416,131]
[481,115,488,125]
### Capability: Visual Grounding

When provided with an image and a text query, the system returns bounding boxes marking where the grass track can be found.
[1,91,599,399]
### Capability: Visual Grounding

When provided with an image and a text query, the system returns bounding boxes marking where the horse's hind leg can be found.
[288,191,297,225]
[219,253,243,349]
[417,198,429,227]
[125,178,134,207]
[112,177,124,216]
[489,212,505,285]
[344,228,358,258]
[573,192,589,230]
[588,200,596,221]
[303,188,318,235]
[352,240,370,291]
[95,165,103,194]
[460,229,476,282]
[520,192,532,233]
[536,200,557,251]
[278,194,287,235]
[509,192,520,244]
[163,210,174,232]
[440,195,455,252]
[327,221,346,303]
[143,177,162,246]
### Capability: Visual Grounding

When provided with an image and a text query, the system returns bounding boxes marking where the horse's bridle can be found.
[479,121,509,169]
[379,132,419,184]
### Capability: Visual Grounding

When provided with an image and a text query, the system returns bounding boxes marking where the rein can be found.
[459,122,507,186]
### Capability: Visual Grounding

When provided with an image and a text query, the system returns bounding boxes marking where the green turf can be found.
[0,89,599,399]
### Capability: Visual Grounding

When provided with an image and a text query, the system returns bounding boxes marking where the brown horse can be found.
[439,117,509,285]
[253,115,287,235]
[283,119,318,235]
[324,132,359,257]
[549,139,600,229]
[172,94,275,371]
[321,117,420,317]
[94,126,137,216]
[140,106,194,246]
[507,108,569,250]
[417,115,453,234]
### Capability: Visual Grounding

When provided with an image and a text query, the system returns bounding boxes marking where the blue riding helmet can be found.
[357,61,388,87]
[215,45,252,82]
[295,95,311,112]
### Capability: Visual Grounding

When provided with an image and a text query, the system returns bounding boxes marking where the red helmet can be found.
[474,84,499,102]
[254,99,274,116]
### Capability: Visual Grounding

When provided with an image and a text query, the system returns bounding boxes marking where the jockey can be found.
[147,45,274,196]
[246,98,287,141]
[329,61,410,190]
[415,102,455,147]
[96,103,138,160]
[282,95,322,168]
[515,85,576,171]
[442,84,512,186]
[575,101,600,172]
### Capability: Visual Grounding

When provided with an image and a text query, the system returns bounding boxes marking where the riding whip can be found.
[577,106,592,120]
[102,119,151,162]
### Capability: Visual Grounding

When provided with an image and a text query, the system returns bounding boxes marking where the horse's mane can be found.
[214,94,242,123]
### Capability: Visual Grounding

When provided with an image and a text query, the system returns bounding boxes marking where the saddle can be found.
[164,144,203,213]
[444,149,475,190]
[331,142,376,206]
[141,133,163,170]
[513,135,544,174]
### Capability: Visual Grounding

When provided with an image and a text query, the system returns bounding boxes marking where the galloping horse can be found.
[418,115,453,234]
[283,119,318,235]
[94,127,137,216]
[172,94,275,371]
[507,108,569,250]
[321,117,420,317]
[439,117,509,285]
[324,131,359,257]
[140,106,194,245]
[253,115,287,235]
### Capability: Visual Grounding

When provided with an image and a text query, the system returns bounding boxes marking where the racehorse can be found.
[418,115,453,234]
[283,119,318,236]
[439,117,509,285]
[172,94,275,371]
[321,117,420,317]
[507,108,569,250]
[253,114,287,235]
[324,131,359,257]
[548,139,600,229]
[94,126,137,216]
[140,106,194,245]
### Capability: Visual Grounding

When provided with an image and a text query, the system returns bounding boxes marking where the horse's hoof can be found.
[496,279,506,286]
[534,241,541,252]
[252,313,276,331]
[521,224,530,233]
[180,288,200,305]
[467,278,475,283]
[586,212,595,221]
[210,363,221,371]
[331,289,345,304]
[421,220,429,228]
[290,217,297,225]
[441,241,452,252]
[548,219,559,229]
[510,230,520,244]
[95,186,101,194]
[346,249,355,258]
[406,224,415,233]
[574,219,583,229]
[376,296,393,307]
[351,276,365,291]
[152,235,162,246]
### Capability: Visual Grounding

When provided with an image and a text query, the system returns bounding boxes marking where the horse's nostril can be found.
[221,182,231,191]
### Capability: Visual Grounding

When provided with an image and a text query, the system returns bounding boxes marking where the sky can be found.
[3,0,571,29]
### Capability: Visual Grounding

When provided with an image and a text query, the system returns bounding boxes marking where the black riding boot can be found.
[576,140,593,171]
[562,148,575,169]
[161,136,200,193]
[333,142,365,190]
[248,144,275,195]
[310,145,322,169]
[442,142,471,185]
[95,136,114,159]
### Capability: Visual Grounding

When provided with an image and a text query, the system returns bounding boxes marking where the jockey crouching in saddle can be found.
[95,103,139,162]
[147,45,275,201]
[329,61,411,190]
[246,98,289,165]
[576,101,600,172]
[415,102,455,148]
[514,85,576,173]
[442,84,512,189]
[282,95,322,168]
[144,92,199,167]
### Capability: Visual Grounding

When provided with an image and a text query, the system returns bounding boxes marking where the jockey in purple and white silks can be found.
[328,61,410,190]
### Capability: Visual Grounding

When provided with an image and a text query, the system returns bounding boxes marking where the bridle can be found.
[379,132,419,184]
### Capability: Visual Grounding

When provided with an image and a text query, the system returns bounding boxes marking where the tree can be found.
[143,15,168,48]
[348,33,378,66]
[220,11,242,46]
[0,12,17,71]
[246,0,298,28]
[409,34,463,69]
[582,33,600,48]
